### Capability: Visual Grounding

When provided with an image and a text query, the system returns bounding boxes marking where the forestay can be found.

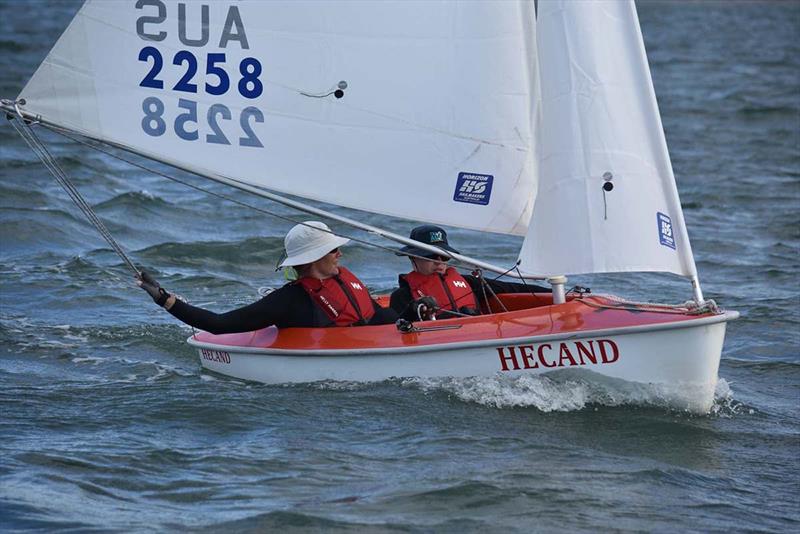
[17,0,539,236]
[518,0,698,279]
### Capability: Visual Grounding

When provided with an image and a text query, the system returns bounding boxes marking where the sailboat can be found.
[2,0,737,412]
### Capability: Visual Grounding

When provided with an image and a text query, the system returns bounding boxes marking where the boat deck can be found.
[189,294,720,353]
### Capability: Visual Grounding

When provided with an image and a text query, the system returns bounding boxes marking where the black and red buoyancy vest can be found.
[402,267,477,313]
[296,267,376,326]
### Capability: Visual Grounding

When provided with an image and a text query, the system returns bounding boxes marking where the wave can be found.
[401,374,741,415]
[0,216,97,256]
[0,183,52,206]
[201,511,383,532]
[137,236,284,266]
[93,190,163,210]
[724,358,800,373]
[0,39,27,53]
[1,206,83,226]
[737,104,798,117]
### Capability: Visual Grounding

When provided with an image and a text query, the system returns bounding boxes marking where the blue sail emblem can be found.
[454,172,493,205]
[657,212,676,249]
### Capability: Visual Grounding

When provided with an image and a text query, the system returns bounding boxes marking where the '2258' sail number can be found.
[141,97,264,148]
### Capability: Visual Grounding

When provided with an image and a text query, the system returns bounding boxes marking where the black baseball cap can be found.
[397,225,459,259]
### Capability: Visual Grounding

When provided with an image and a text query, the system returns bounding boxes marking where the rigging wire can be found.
[474,269,509,313]
[8,116,140,276]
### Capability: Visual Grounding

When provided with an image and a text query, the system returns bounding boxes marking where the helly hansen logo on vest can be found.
[350,282,363,291]
[318,295,339,317]
[454,172,493,205]
[452,280,468,289]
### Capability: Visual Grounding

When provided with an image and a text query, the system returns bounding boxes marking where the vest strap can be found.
[334,276,366,325]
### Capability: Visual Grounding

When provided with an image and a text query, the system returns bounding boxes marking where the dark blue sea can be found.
[1,0,798,531]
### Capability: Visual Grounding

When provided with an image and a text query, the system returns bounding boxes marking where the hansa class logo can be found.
[657,212,676,249]
[454,172,493,205]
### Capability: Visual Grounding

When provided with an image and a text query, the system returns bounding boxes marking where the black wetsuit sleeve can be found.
[389,283,433,321]
[166,284,330,333]
[389,285,413,315]
[368,299,400,325]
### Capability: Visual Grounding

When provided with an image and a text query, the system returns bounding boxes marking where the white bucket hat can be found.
[279,221,350,267]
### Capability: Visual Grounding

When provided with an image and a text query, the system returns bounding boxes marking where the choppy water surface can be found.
[1,1,798,531]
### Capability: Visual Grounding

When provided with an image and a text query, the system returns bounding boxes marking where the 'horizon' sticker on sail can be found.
[454,172,493,205]
[657,212,676,249]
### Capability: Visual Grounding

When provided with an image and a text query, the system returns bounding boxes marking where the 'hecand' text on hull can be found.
[496,339,620,371]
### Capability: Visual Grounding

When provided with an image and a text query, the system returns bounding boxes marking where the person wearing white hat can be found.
[136,221,400,332]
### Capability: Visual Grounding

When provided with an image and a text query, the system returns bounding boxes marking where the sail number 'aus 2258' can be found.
[135,1,264,148]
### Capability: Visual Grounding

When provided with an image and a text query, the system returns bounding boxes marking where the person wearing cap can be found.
[136,221,399,332]
[390,225,550,319]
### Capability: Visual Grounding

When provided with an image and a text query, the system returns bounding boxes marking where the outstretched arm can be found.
[166,297,283,334]
[137,271,316,333]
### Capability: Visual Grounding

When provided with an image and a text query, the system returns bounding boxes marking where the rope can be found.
[473,269,509,314]
[478,268,493,313]
[8,116,140,275]
[480,275,508,313]
[578,293,719,315]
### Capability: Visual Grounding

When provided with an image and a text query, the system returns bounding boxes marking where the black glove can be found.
[411,296,438,321]
[136,270,169,307]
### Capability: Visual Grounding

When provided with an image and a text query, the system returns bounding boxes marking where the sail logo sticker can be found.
[454,173,493,205]
[657,212,676,249]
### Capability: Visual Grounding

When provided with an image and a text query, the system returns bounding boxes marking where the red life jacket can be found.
[402,267,477,314]
[296,267,376,326]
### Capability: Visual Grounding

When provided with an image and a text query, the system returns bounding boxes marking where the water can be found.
[1,0,798,531]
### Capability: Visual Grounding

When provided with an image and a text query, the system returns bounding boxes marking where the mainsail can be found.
[518,0,698,279]
[16,0,539,236]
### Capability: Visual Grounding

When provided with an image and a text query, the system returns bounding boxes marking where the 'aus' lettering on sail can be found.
[135,1,266,148]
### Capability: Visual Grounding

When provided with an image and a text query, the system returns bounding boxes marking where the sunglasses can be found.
[328,248,340,255]
[427,255,450,262]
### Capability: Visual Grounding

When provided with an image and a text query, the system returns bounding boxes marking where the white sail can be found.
[17,0,538,236]
[517,0,698,278]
